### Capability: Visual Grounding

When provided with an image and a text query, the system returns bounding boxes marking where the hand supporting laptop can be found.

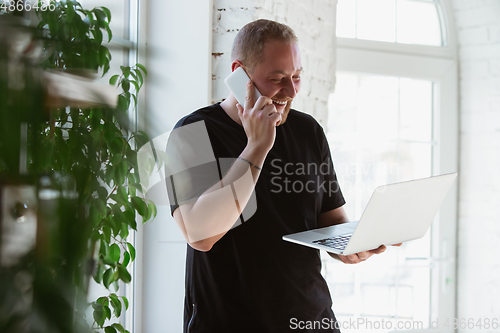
[335,243,402,264]
[316,205,402,265]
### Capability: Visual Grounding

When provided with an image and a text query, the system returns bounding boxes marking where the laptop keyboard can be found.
[312,233,352,250]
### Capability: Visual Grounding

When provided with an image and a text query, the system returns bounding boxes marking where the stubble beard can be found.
[277,99,293,126]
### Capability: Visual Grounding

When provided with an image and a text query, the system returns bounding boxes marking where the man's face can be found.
[247,40,302,125]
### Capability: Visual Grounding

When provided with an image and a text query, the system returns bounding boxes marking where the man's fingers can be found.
[244,79,255,111]
[254,95,273,111]
[391,243,403,247]
[372,245,387,254]
[357,251,370,260]
[340,254,361,264]
[271,112,282,126]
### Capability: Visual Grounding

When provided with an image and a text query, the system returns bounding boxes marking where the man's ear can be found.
[231,60,244,72]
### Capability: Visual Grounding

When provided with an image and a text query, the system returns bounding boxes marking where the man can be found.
[168,19,389,333]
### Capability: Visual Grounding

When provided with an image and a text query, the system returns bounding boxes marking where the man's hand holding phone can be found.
[235,78,281,154]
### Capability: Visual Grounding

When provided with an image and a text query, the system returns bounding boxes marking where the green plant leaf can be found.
[117,264,131,283]
[136,63,147,76]
[127,172,138,184]
[97,186,108,200]
[114,163,126,188]
[133,68,143,87]
[123,209,137,230]
[109,243,120,263]
[122,79,130,92]
[131,197,147,217]
[91,230,102,242]
[105,23,113,43]
[92,28,103,45]
[112,323,126,333]
[126,242,135,261]
[93,8,106,27]
[100,239,110,257]
[101,6,111,22]
[65,2,74,22]
[104,304,112,320]
[119,222,130,239]
[121,296,129,310]
[120,66,130,78]
[118,185,128,204]
[92,303,105,327]
[102,226,111,244]
[103,62,111,76]
[103,268,113,289]
[94,263,104,284]
[110,212,124,237]
[109,75,119,85]
[149,200,158,220]
[99,45,110,68]
[129,71,138,83]
[130,80,140,92]
[109,294,122,317]
[144,201,152,222]
[96,296,108,306]
[122,251,130,267]
[105,326,117,333]
[117,95,128,112]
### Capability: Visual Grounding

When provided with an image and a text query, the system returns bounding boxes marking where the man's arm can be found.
[172,81,281,252]
[318,206,387,264]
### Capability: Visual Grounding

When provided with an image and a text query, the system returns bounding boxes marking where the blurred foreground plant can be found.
[0,1,154,332]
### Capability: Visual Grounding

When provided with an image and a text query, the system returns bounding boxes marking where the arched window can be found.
[323,0,458,331]
[337,0,446,46]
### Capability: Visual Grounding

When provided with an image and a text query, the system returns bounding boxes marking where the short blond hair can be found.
[231,19,298,73]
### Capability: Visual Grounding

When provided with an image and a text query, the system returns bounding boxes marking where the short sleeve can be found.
[165,118,221,215]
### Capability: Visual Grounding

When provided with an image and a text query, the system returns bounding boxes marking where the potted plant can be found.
[0,1,153,332]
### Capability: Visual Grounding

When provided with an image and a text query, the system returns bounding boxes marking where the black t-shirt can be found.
[167,103,345,333]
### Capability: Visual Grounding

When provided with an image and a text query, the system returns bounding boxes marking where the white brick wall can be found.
[451,0,500,331]
[212,0,338,126]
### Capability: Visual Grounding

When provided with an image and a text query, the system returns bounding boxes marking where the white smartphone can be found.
[224,67,262,106]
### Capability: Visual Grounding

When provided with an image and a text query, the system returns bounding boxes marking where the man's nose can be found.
[282,77,298,99]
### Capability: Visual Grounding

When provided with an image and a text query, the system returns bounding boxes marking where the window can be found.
[337,0,446,46]
[323,0,458,331]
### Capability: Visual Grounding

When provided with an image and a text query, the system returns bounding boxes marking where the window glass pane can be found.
[336,0,445,46]
[400,78,433,142]
[336,0,357,38]
[357,0,396,42]
[325,72,436,331]
[397,0,442,46]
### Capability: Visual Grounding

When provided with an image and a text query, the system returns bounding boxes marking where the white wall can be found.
[451,0,500,330]
[138,0,212,332]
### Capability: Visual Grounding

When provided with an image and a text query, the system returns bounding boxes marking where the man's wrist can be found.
[237,156,262,170]
[241,143,268,169]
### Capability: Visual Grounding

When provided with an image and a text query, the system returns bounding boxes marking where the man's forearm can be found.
[174,144,267,251]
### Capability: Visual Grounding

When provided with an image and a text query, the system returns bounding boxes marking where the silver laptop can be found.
[282,173,457,255]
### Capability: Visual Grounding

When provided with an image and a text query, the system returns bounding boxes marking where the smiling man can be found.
[168,19,387,333]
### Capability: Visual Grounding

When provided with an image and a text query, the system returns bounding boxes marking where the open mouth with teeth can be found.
[272,99,288,107]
